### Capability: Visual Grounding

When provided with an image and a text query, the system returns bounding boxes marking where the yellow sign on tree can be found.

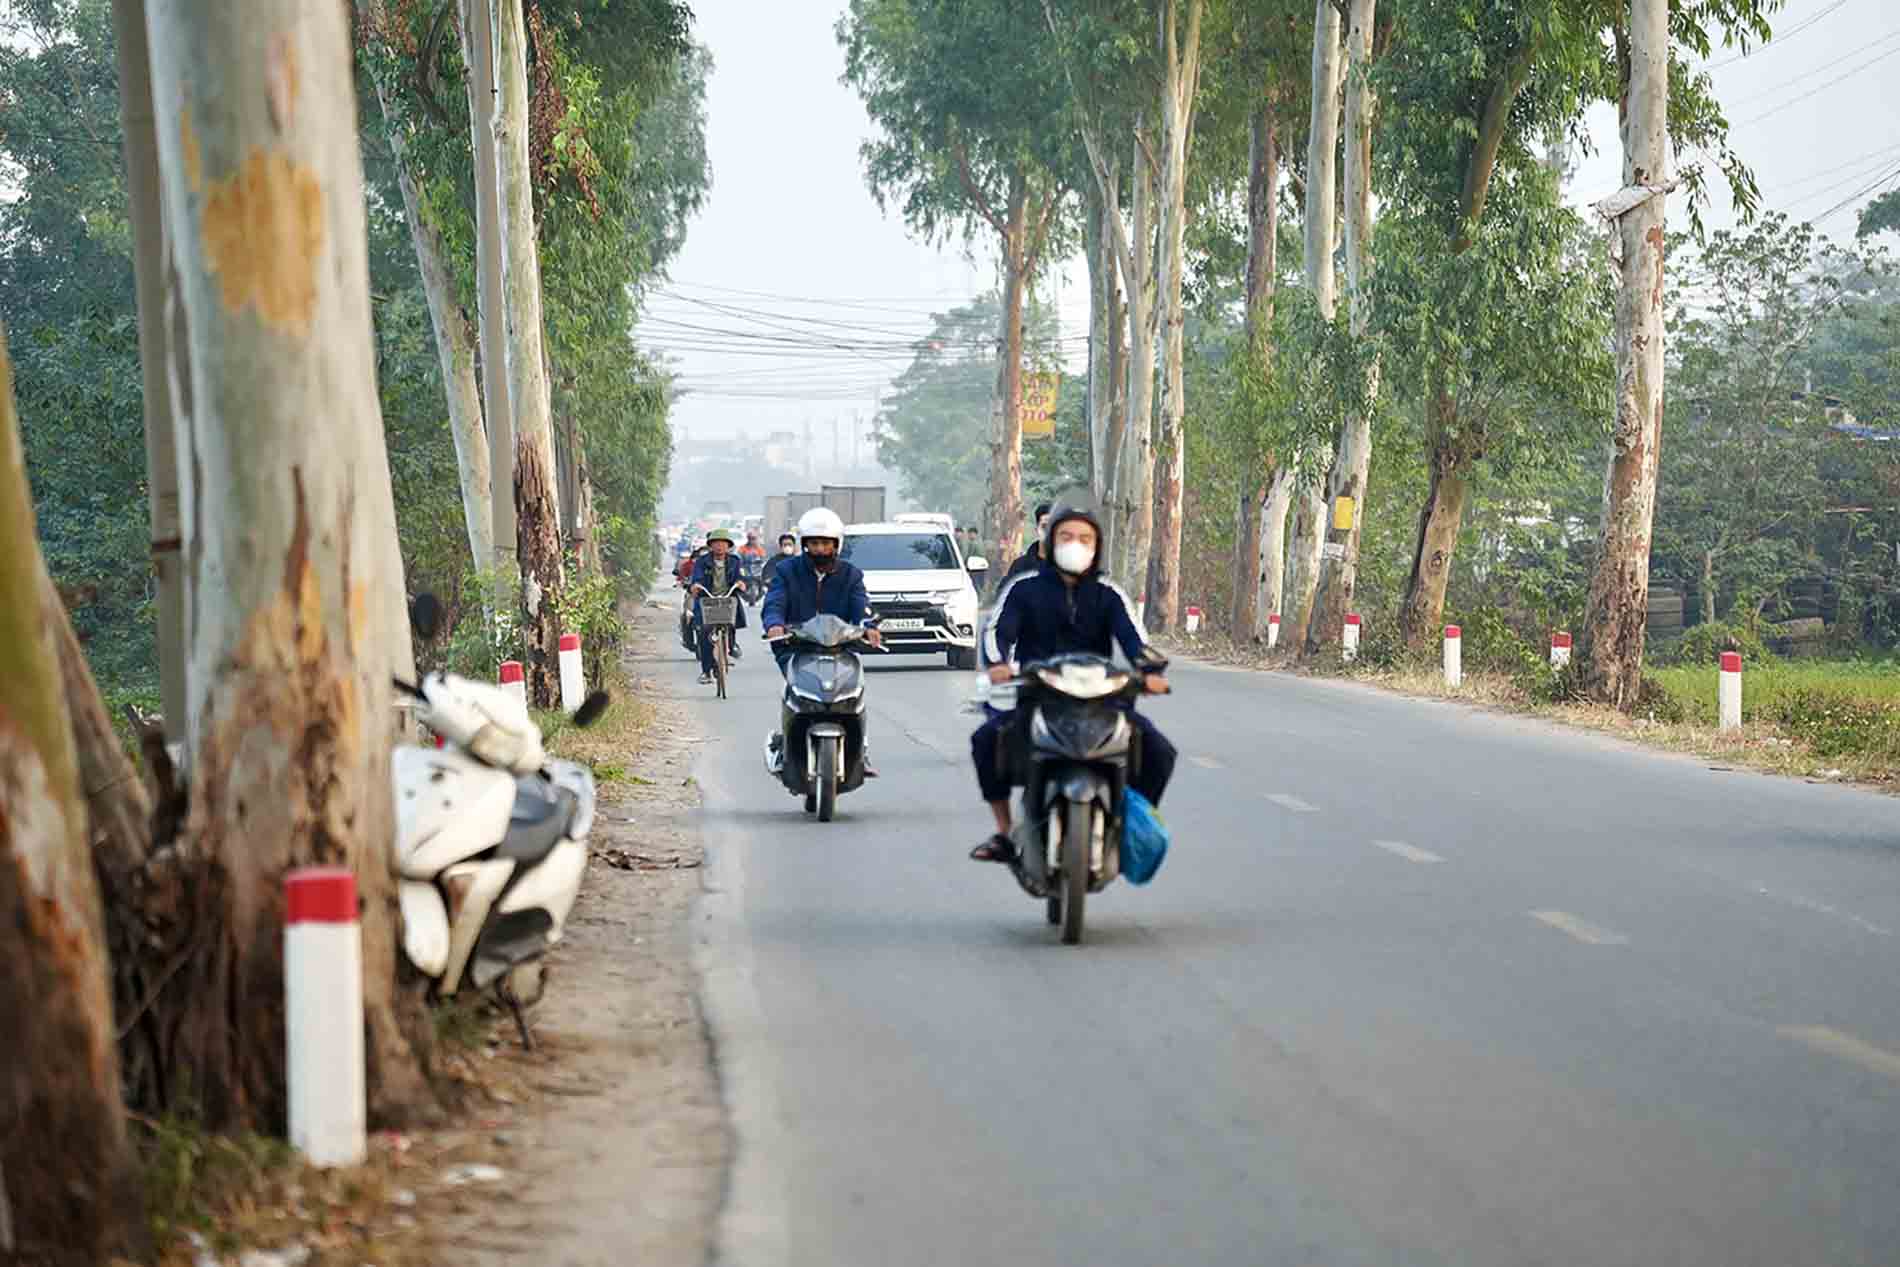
[1020,371,1060,439]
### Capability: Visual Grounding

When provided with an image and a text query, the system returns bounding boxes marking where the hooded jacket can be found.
[982,561,1159,673]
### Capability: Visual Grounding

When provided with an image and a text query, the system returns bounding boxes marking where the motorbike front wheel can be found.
[815,734,839,822]
[1058,797,1092,945]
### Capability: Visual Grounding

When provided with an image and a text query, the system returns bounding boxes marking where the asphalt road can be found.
[670,613,1900,1267]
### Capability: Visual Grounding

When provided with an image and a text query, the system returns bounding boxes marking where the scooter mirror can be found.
[409,592,444,641]
[573,690,612,728]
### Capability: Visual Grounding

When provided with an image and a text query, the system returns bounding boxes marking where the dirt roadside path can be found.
[416,598,728,1267]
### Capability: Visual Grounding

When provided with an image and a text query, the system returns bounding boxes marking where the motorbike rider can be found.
[739,530,768,604]
[690,528,750,682]
[968,495,1175,864]
[760,531,797,593]
[761,507,884,774]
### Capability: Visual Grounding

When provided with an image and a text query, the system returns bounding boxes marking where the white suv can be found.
[841,522,989,669]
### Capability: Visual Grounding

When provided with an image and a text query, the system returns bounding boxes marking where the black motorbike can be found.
[764,614,872,822]
[998,653,1167,945]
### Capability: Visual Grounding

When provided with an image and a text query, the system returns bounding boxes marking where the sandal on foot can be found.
[969,833,1016,864]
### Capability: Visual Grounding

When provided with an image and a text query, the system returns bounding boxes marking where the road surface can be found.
[674,624,1900,1267]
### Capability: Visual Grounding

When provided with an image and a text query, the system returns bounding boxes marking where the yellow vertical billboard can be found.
[1020,371,1060,439]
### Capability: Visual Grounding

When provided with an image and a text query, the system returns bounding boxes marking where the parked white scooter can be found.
[391,596,609,1048]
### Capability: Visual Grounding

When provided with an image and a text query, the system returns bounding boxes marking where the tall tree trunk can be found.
[39,561,173,1118]
[1285,0,1344,649]
[1233,97,1280,641]
[113,0,186,747]
[1580,0,1671,708]
[463,0,516,573]
[1259,468,1293,634]
[146,0,435,1128]
[0,333,142,1264]
[1395,40,1537,650]
[360,4,495,575]
[1119,127,1160,591]
[1309,0,1379,653]
[495,0,566,704]
[1146,0,1205,634]
[1085,175,1110,505]
[1702,551,1716,624]
[1398,391,1473,643]
[987,174,1030,564]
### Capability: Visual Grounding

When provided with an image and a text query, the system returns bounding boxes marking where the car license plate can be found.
[881,618,927,630]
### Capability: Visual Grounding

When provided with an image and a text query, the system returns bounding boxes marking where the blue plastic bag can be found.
[1120,787,1170,885]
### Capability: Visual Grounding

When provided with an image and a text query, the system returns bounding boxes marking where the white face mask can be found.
[1053,539,1095,575]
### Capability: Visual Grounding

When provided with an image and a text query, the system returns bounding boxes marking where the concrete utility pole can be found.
[466,0,515,569]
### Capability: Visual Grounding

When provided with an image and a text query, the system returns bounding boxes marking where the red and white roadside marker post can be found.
[1185,605,1202,635]
[1343,613,1361,663]
[499,659,526,708]
[1550,631,1573,670]
[1267,613,1281,650]
[1444,624,1462,688]
[285,867,365,1169]
[558,632,584,713]
[1720,651,1742,732]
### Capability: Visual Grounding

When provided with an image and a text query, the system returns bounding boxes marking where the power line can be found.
[1705,0,1855,69]
[1808,160,1900,226]
[1769,139,1900,194]
[1734,42,1900,127]
[1730,26,1900,107]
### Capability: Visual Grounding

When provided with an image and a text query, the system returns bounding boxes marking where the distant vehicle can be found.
[840,522,988,669]
[821,483,886,526]
[893,512,956,534]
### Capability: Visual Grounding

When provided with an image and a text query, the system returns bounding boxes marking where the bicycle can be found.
[699,593,739,700]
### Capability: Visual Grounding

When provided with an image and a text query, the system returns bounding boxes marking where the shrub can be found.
[1663,620,1776,668]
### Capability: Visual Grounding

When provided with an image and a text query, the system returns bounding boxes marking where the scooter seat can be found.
[493,776,578,863]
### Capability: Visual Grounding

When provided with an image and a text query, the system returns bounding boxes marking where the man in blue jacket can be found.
[969,495,1174,863]
[761,507,883,774]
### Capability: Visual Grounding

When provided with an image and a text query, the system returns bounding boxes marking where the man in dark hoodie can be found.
[968,495,1175,863]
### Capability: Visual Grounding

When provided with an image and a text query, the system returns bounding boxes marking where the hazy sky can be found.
[646,0,1900,455]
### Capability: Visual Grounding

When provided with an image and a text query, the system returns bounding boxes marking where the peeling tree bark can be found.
[986,174,1030,567]
[462,0,516,573]
[1119,129,1160,590]
[1284,0,1343,649]
[1259,469,1293,633]
[1233,96,1280,641]
[1145,0,1205,634]
[495,0,566,705]
[1309,0,1380,654]
[1580,0,1671,708]
[360,2,495,577]
[113,0,187,746]
[0,332,143,1264]
[145,0,436,1129]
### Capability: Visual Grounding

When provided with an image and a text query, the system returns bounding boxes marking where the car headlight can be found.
[928,590,957,605]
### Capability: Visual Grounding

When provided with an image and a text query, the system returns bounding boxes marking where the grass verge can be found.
[1164,633,1900,789]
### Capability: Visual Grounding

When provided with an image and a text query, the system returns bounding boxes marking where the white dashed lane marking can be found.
[1265,793,1319,813]
[1779,1027,1900,1083]
[1529,910,1630,946]
[1372,840,1444,864]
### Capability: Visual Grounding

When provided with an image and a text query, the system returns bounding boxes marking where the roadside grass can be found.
[1167,631,1900,787]
[533,659,656,786]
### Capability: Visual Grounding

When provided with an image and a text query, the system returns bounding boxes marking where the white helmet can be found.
[796,507,845,544]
